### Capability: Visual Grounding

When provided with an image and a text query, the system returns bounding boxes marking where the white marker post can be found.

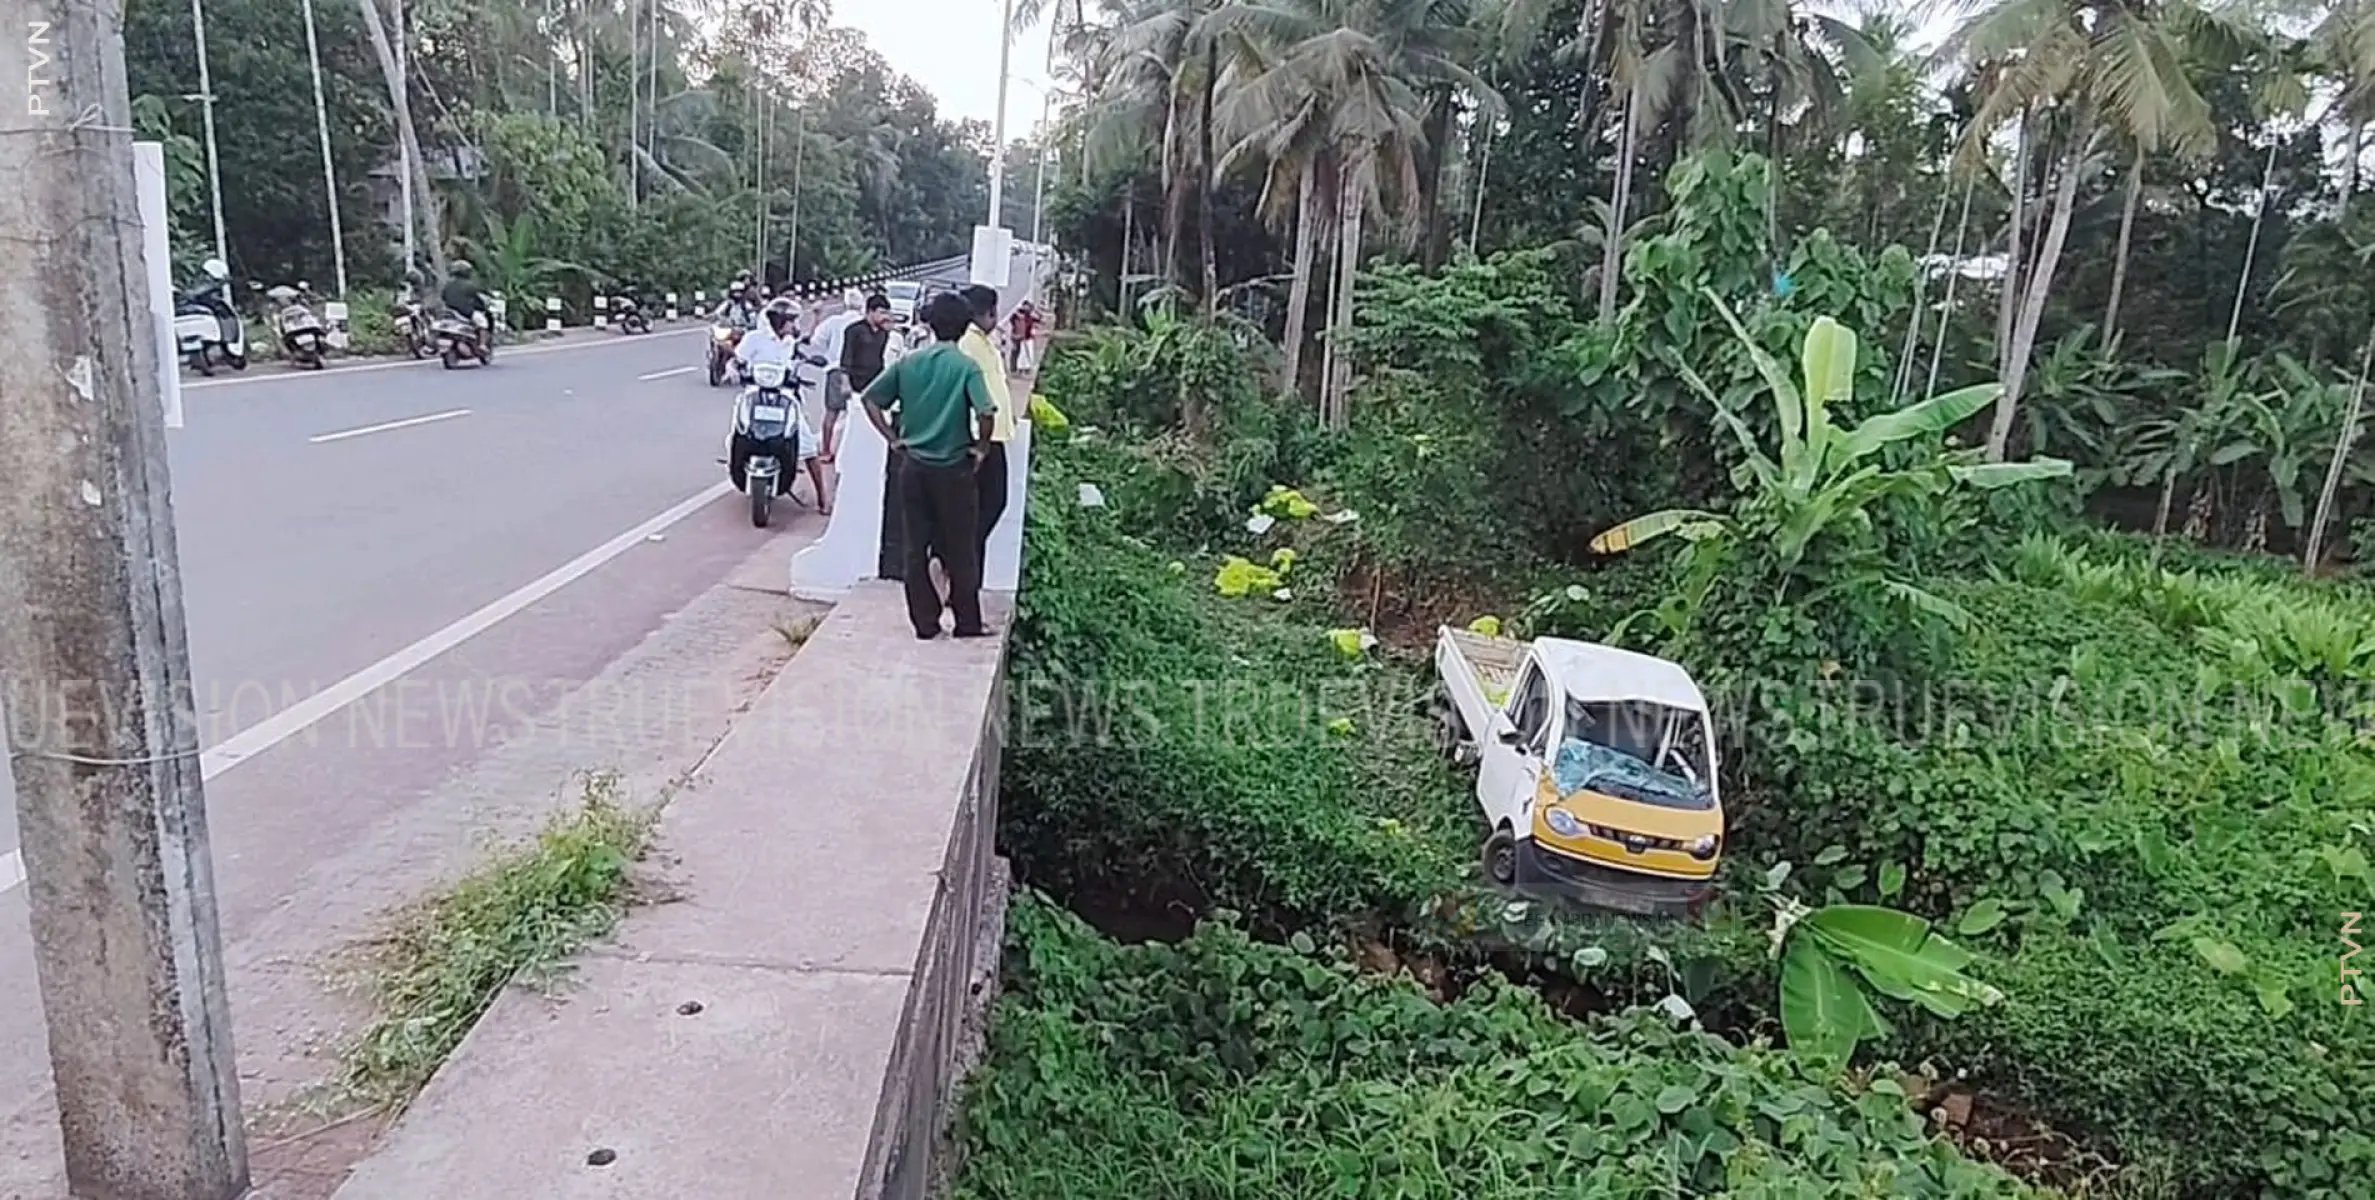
[544,296,561,332]
[593,294,608,329]
[666,292,679,320]
[133,141,182,429]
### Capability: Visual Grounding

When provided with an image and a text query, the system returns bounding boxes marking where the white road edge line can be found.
[185,327,703,391]
[637,366,697,381]
[0,479,736,900]
[309,408,471,444]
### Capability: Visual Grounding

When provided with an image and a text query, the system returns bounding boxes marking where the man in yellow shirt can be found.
[957,285,1015,564]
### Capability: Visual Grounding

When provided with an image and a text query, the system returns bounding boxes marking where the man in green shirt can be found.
[861,292,998,639]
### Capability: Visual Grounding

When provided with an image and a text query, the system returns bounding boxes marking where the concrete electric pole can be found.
[0,4,250,1199]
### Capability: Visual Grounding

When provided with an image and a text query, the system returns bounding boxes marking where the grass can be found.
[336,771,654,1110]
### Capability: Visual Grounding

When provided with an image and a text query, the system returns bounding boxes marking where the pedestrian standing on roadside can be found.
[1007,299,1041,372]
[837,294,895,462]
[955,284,1015,569]
[811,292,865,464]
[861,292,994,640]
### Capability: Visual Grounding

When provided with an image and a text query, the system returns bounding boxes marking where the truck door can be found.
[1479,662,1553,829]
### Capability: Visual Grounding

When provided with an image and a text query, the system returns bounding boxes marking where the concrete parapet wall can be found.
[331,583,1010,1200]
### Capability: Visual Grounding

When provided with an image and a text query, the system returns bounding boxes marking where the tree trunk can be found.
[1988,123,2087,460]
[1158,91,1183,287]
[1118,197,1134,314]
[2104,145,2143,335]
[1925,176,1976,398]
[1892,188,1952,405]
[1468,121,1493,256]
[1418,91,1455,269]
[1597,87,1638,323]
[1197,40,1219,318]
[2227,137,2279,346]
[2303,317,2375,571]
[356,0,444,277]
[1995,110,2029,370]
[1325,156,1365,428]
[1283,166,1318,399]
[2345,121,2364,216]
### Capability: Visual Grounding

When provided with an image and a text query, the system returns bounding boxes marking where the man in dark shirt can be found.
[440,260,490,350]
[835,293,893,463]
[861,293,994,640]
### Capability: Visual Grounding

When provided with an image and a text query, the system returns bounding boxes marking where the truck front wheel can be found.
[1482,828,1519,889]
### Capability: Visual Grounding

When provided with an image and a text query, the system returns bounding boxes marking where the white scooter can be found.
[268,283,329,370]
[173,258,248,376]
[725,352,828,528]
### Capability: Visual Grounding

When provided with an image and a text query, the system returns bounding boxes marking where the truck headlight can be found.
[1687,834,1720,860]
[1544,808,1583,838]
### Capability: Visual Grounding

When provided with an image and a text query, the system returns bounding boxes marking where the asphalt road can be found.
[0,325,822,1119]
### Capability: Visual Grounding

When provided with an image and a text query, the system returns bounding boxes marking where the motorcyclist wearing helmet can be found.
[441,260,489,324]
[732,300,832,514]
[714,278,761,330]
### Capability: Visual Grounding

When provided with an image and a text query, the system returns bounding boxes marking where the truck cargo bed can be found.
[1444,627,1526,710]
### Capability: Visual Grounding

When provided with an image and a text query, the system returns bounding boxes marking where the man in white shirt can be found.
[810,290,866,464]
[732,303,830,513]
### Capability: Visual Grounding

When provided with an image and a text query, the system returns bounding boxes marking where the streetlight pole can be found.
[987,0,1015,229]
[302,0,348,297]
[188,0,228,266]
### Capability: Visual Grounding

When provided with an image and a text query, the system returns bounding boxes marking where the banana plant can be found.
[1589,292,2073,627]
[1772,898,2005,1067]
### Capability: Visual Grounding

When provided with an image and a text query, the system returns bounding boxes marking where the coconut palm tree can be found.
[1946,0,2242,460]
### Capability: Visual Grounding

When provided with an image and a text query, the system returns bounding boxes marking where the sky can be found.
[833,0,1058,132]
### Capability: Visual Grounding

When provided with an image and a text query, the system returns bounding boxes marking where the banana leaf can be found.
[1833,383,2003,465]
[1946,458,2075,488]
[1798,905,2003,1020]
[1779,936,1890,1066]
[1590,509,1728,555]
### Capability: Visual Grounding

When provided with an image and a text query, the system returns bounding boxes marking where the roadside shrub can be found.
[955,896,2046,1200]
[1004,448,1469,928]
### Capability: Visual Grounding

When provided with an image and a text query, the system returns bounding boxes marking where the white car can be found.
[884,280,923,324]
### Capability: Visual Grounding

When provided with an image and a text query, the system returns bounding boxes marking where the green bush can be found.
[955,896,2045,1200]
[1728,540,2375,1195]
[1005,446,1468,928]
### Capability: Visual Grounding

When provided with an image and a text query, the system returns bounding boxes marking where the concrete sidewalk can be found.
[331,583,1012,1200]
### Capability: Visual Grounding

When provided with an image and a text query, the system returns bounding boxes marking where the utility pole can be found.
[987,0,1014,229]
[785,107,805,285]
[303,0,349,297]
[0,1,248,1197]
[187,0,228,265]
[395,0,415,275]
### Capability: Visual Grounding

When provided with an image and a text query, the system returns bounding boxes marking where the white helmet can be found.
[202,257,229,281]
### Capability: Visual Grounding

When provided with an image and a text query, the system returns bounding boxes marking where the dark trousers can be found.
[899,456,984,636]
[974,441,1010,566]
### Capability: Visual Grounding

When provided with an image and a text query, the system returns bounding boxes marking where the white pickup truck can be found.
[1430,626,1725,916]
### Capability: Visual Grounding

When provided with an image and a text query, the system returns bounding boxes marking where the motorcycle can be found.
[172,263,248,376]
[612,295,651,334]
[707,319,750,387]
[269,284,329,370]
[432,309,494,369]
[726,354,827,528]
[391,296,436,358]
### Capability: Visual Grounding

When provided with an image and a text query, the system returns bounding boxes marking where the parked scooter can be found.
[172,258,248,376]
[612,294,652,334]
[725,352,828,528]
[268,283,330,370]
[391,295,436,358]
[432,308,494,369]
